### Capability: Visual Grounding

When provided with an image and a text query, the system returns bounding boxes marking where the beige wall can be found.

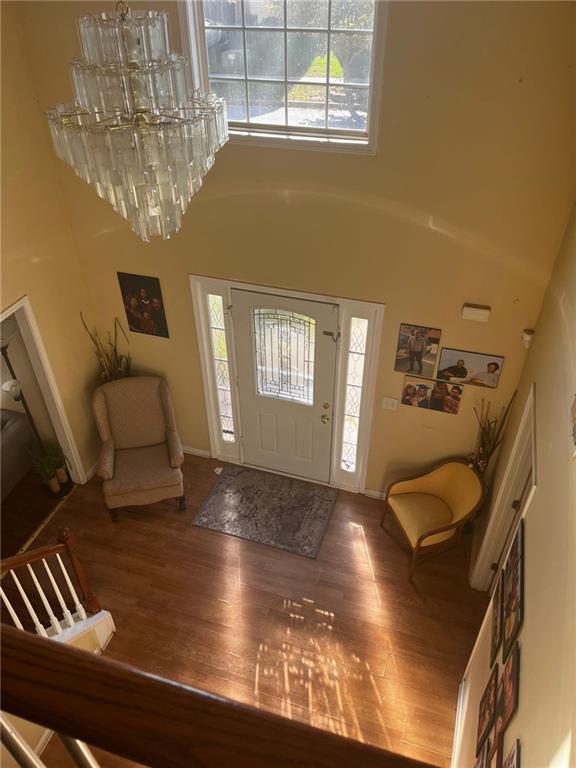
[3,2,575,489]
[1,3,100,470]
[457,204,576,767]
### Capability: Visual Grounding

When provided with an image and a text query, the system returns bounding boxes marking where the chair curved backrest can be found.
[424,461,484,523]
[92,376,176,451]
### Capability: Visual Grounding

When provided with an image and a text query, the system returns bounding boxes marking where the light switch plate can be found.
[382,397,398,411]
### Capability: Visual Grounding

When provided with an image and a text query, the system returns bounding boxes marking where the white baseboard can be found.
[363,488,386,500]
[183,446,212,458]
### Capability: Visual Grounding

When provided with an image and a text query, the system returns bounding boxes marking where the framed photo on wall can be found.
[437,347,504,388]
[401,376,463,415]
[490,572,504,666]
[502,740,521,768]
[117,272,169,338]
[476,665,498,754]
[394,323,442,378]
[501,643,520,731]
[502,520,524,660]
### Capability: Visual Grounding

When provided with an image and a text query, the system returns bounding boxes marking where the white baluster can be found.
[56,553,86,621]
[42,557,74,628]
[10,570,48,637]
[0,587,24,630]
[26,563,62,635]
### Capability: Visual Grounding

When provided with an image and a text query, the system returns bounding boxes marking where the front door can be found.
[231,289,339,483]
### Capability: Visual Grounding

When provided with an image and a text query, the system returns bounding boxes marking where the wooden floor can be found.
[34,455,488,767]
[1,471,72,558]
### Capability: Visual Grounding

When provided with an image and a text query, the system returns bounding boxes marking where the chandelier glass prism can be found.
[47,2,228,242]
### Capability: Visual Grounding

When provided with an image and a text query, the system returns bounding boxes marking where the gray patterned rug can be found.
[193,465,338,558]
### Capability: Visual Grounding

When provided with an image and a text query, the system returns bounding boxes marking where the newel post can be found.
[57,528,101,615]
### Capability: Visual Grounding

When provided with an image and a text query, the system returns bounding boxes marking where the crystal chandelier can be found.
[47,2,228,242]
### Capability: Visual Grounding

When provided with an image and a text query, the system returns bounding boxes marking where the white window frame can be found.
[178,0,389,154]
[189,275,384,492]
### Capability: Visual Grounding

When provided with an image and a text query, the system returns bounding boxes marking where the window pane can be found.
[328,86,368,131]
[203,0,242,26]
[210,79,247,121]
[246,30,284,79]
[287,32,327,82]
[287,0,329,29]
[253,309,315,405]
[244,0,284,27]
[206,29,245,78]
[341,317,368,473]
[330,33,372,84]
[208,294,235,443]
[288,84,326,128]
[248,81,285,123]
[331,0,375,31]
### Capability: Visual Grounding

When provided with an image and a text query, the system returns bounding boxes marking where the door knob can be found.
[321,414,330,424]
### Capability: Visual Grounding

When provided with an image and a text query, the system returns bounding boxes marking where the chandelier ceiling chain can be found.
[47,4,228,242]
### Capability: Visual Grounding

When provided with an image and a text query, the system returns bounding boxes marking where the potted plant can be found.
[30,453,61,495]
[469,392,516,476]
[45,449,69,485]
[81,314,132,382]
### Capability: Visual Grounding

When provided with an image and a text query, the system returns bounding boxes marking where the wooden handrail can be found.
[1,624,432,768]
[0,544,66,575]
[0,528,101,615]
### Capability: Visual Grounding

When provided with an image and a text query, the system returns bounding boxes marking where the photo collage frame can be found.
[394,323,505,416]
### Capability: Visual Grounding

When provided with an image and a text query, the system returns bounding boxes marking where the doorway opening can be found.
[190,277,384,492]
[1,297,84,556]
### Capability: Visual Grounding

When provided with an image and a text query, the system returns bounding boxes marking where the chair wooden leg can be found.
[109,508,120,523]
[409,550,418,579]
[380,503,390,528]
[177,494,186,511]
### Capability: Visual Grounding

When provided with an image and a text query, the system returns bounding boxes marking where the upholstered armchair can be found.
[381,459,484,577]
[92,377,185,522]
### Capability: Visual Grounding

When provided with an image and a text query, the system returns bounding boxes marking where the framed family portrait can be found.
[476,665,498,754]
[502,740,521,768]
[117,272,169,338]
[490,572,503,666]
[437,348,504,388]
[401,376,463,415]
[475,738,490,768]
[502,643,520,731]
[394,323,442,378]
[503,521,524,660]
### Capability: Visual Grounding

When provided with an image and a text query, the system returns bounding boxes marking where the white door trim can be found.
[189,276,384,493]
[470,384,536,590]
[0,296,86,484]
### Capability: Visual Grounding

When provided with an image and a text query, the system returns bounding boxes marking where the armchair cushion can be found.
[104,444,182,497]
[387,493,456,548]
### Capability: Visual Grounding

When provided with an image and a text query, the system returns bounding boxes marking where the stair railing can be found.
[1,623,432,768]
[0,528,100,638]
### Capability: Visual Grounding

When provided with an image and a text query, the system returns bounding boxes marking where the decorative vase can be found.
[55,465,68,484]
[47,476,61,494]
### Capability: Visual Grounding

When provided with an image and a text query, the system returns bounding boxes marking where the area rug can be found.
[193,464,338,558]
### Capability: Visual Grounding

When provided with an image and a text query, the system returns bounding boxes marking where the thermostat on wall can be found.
[461,303,491,322]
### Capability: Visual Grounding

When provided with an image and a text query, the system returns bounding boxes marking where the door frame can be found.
[470,384,536,590]
[0,295,86,484]
[190,276,384,493]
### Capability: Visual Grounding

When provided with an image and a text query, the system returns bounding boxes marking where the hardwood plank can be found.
[26,455,487,767]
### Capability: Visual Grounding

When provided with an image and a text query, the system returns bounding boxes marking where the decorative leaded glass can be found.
[341,317,368,472]
[253,309,315,405]
[208,294,235,442]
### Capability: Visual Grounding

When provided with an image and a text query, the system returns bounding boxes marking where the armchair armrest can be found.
[167,430,184,468]
[387,474,438,497]
[97,438,115,481]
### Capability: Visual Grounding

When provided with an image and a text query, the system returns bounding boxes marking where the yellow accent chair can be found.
[381,459,484,577]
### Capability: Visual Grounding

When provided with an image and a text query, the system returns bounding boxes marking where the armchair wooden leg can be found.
[177,494,186,511]
[109,509,120,523]
[409,545,420,580]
